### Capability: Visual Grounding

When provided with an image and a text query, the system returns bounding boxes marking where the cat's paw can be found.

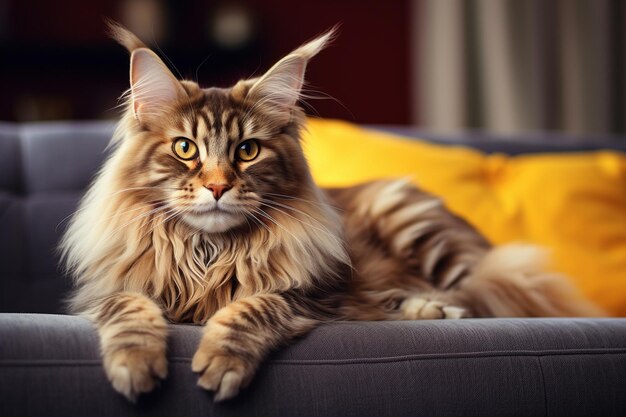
[191,339,256,401]
[400,297,467,320]
[103,346,168,402]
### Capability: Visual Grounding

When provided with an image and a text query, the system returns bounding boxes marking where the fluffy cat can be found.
[61,23,603,402]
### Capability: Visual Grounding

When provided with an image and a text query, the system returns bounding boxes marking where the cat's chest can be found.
[189,237,244,289]
[194,238,216,267]
[158,237,243,323]
[170,232,300,301]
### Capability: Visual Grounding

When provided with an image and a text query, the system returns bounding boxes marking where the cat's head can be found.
[108,22,335,234]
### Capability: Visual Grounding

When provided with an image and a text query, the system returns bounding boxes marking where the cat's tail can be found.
[458,244,605,317]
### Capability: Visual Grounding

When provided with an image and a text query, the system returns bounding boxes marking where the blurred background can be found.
[0,0,624,136]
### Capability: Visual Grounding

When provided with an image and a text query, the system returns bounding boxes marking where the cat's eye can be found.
[236,140,260,162]
[172,137,198,160]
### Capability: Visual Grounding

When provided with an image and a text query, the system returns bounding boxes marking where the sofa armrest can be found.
[1,313,625,416]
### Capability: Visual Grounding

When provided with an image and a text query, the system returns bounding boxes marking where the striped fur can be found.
[90,292,168,402]
[327,180,603,320]
[61,23,603,402]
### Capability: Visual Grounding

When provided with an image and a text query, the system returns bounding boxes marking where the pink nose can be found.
[204,183,231,200]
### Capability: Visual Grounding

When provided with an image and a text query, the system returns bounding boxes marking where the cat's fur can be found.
[61,23,603,402]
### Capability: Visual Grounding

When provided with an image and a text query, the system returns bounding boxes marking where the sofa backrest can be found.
[0,122,113,313]
[1,120,625,314]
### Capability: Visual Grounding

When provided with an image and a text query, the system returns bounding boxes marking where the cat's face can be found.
[126,85,309,233]
[114,27,334,234]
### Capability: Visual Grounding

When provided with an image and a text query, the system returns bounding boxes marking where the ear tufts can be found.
[290,25,339,61]
[246,26,339,120]
[105,18,146,53]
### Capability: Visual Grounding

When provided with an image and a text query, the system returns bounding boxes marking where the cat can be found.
[60,22,603,402]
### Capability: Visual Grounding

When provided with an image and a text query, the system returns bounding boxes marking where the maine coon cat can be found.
[61,22,603,402]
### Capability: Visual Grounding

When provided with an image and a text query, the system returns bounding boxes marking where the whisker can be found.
[109,186,180,196]
[259,200,344,248]
[195,53,213,83]
[259,200,354,272]
[300,87,356,121]
[252,208,307,251]
[264,192,343,211]
[241,213,255,234]
[147,21,197,131]
[104,196,186,239]
[246,210,275,237]
[106,205,171,239]
[57,184,184,229]
[55,197,174,232]
[138,205,186,241]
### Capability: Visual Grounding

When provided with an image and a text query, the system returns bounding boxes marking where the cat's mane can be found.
[61,79,348,324]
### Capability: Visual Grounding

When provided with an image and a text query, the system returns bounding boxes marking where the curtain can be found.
[413,0,625,136]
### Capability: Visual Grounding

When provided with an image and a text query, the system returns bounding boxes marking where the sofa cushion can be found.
[1,314,625,416]
[303,119,626,316]
[19,121,113,194]
[0,123,22,193]
[0,192,26,310]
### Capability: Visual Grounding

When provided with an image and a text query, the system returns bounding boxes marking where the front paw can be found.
[103,346,168,402]
[400,297,468,319]
[191,340,257,401]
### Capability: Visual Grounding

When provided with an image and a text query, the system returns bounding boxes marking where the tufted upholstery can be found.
[1,120,626,314]
[0,122,113,313]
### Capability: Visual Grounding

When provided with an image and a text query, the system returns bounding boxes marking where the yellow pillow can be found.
[302,118,626,317]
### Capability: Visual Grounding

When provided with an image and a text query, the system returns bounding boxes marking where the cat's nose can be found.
[204,183,231,201]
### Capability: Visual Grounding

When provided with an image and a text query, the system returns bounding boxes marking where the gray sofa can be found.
[1,121,625,416]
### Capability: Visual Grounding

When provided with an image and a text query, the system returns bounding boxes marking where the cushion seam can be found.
[261,348,626,365]
[537,356,549,417]
[2,348,625,367]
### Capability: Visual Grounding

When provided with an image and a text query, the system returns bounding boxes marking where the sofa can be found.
[1,121,625,416]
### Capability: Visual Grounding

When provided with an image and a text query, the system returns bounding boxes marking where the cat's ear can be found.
[129,49,187,122]
[106,19,187,122]
[243,27,337,122]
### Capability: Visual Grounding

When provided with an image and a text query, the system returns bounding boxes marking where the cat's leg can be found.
[90,292,168,401]
[330,179,486,320]
[329,179,491,292]
[192,293,317,401]
[332,180,603,318]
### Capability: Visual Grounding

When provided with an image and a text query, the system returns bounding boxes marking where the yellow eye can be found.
[172,137,198,160]
[236,140,260,162]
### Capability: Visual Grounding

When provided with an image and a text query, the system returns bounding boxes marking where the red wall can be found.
[1,0,413,124]
[252,0,413,124]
